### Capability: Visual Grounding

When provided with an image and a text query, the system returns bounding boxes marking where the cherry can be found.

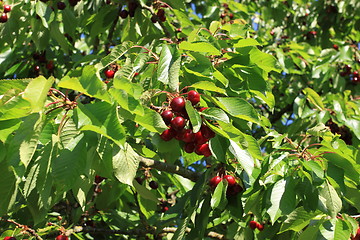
[351,227,360,240]
[162,206,169,212]
[171,116,185,131]
[226,183,243,196]
[174,130,184,141]
[46,60,54,70]
[223,175,236,186]
[104,69,115,78]
[69,0,79,7]
[4,237,16,240]
[220,13,226,19]
[353,71,359,76]
[0,13,8,23]
[199,107,208,112]
[55,235,68,240]
[135,177,143,184]
[187,90,200,105]
[229,13,234,19]
[34,65,40,72]
[119,9,129,19]
[195,143,211,157]
[353,76,359,83]
[184,142,195,153]
[170,97,185,112]
[181,129,195,143]
[194,131,208,145]
[95,175,106,184]
[160,128,176,141]
[151,15,157,23]
[333,44,339,50]
[157,9,165,18]
[134,72,139,77]
[201,125,215,139]
[128,2,138,17]
[257,223,264,231]
[3,5,11,13]
[209,176,222,188]
[149,180,158,189]
[161,110,173,125]
[249,220,258,230]
[159,15,166,22]
[57,2,66,10]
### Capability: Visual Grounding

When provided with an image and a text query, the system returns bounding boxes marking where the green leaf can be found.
[234,38,261,48]
[76,102,126,146]
[112,143,140,186]
[109,88,144,116]
[22,76,54,112]
[209,135,229,163]
[188,194,212,239]
[95,41,133,71]
[0,79,31,94]
[279,206,322,233]
[302,88,325,110]
[157,44,181,92]
[0,162,17,216]
[318,180,342,218]
[216,97,260,124]
[249,47,279,73]
[0,119,22,142]
[200,107,230,123]
[185,101,202,133]
[211,179,228,209]
[0,90,32,120]
[229,140,255,177]
[179,41,221,55]
[191,81,226,94]
[49,21,69,54]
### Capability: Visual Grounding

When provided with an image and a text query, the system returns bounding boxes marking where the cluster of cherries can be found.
[119,1,138,19]
[339,64,360,83]
[32,51,55,76]
[249,220,265,231]
[159,90,215,157]
[0,4,11,23]
[209,174,243,196]
[219,3,234,24]
[151,8,166,23]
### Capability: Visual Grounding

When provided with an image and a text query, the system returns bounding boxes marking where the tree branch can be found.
[6,219,43,240]
[139,157,200,182]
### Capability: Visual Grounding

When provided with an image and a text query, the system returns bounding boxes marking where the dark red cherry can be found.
[161,110,173,125]
[209,176,222,188]
[170,97,185,112]
[184,142,195,153]
[249,221,258,230]
[149,180,158,189]
[55,235,68,240]
[187,90,200,105]
[171,116,185,131]
[119,9,129,19]
[57,2,66,10]
[181,129,195,143]
[201,125,215,139]
[195,143,211,157]
[194,131,208,145]
[257,223,264,231]
[223,175,236,186]
[0,13,8,23]
[160,128,176,141]
[3,5,11,13]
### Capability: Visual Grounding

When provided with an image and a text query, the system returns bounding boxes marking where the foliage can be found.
[0,0,359,239]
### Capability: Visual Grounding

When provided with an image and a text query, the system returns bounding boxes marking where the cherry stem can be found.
[50,88,67,99]
[131,45,159,61]
[45,100,62,108]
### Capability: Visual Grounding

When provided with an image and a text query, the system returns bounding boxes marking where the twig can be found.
[139,157,201,182]
[6,219,43,240]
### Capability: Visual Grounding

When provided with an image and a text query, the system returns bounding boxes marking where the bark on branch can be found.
[139,157,201,182]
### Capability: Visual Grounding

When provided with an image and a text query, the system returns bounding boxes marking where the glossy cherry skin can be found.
[171,116,185,131]
[223,175,236,186]
[195,143,211,157]
[3,5,11,13]
[161,110,173,125]
[249,221,258,230]
[181,129,195,143]
[149,180,158,189]
[160,128,176,141]
[184,142,195,153]
[194,131,208,145]
[209,176,222,188]
[55,235,68,240]
[0,13,8,23]
[187,90,200,105]
[119,9,129,19]
[201,125,215,139]
[257,223,264,231]
[104,69,115,78]
[170,97,185,112]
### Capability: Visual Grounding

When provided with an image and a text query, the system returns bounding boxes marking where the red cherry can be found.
[160,128,176,141]
[226,183,243,196]
[201,125,215,139]
[184,142,195,153]
[220,13,226,19]
[194,131,208,145]
[209,176,222,188]
[195,143,211,157]
[333,44,339,50]
[257,223,264,231]
[55,235,68,240]
[170,97,185,112]
[57,2,66,10]
[134,72,139,77]
[161,110,173,125]
[181,129,195,143]
[151,15,157,23]
[4,237,16,240]
[149,180,158,189]
[223,175,236,186]
[249,221,258,230]
[174,130,183,141]
[345,64,352,73]
[353,76,359,83]
[199,107,209,112]
[119,9,129,19]
[0,13,8,23]
[104,69,115,78]
[171,116,185,131]
[229,13,234,19]
[187,90,201,105]
[3,5,11,13]
[46,60,54,70]
[95,175,106,184]
[351,227,360,240]
[157,9,165,18]
[34,65,40,72]
[353,71,359,76]
[162,206,169,212]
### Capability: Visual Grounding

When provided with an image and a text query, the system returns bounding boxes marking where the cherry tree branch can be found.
[139,157,200,182]
[6,219,43,240]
